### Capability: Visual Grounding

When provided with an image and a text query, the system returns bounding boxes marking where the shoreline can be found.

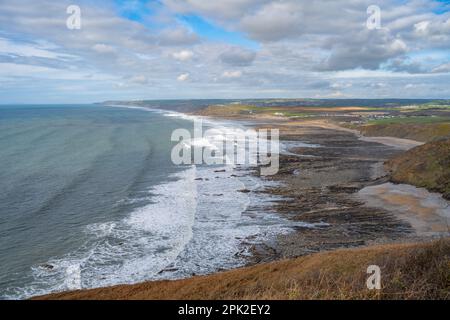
[32,108,450,300]
[6,106,284,300]
[186,114,448,262]
[103,106,297,284]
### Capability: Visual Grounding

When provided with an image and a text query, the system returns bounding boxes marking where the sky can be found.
[0,0,449,103]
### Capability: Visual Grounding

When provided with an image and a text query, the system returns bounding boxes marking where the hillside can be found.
[35,239,450,300]
[386,139,450,199]
[359,122,450,142]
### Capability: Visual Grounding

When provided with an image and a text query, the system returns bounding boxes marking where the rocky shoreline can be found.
[239,120,446,264]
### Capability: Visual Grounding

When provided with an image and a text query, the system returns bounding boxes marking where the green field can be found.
[368,116,450,125]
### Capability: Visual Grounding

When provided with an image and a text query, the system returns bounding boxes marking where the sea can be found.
[0,103,299,299]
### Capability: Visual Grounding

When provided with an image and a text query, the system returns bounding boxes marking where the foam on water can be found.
[157,168,302,279]
[3,105,319,299]
[4,167,198,298]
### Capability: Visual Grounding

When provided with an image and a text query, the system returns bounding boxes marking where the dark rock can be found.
[40,263,54,270]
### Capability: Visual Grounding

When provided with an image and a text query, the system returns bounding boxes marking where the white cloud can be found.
[129,75,148,84]
[240,2,302,41]
[222,70,243,78]
[414,21,430,34]
[172,50,194,61]
[0,62,114,81]
[329,91,345,98]
[92,43,116,54]
[331,82,352,89]
[390,39,408,52]
[164,0,265,20]
[177,73,190,81]
[0,37,75,60]
[158,27,199,46]
[432,62,450,73]
[0,0,449,101]
[219,47,256,66]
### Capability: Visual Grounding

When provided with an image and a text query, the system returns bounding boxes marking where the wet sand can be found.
[357,183,450,236]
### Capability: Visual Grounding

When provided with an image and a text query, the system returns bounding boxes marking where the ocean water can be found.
[0,104,296,299]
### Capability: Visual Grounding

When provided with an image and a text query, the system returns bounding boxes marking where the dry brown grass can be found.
[35,239,450,300]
